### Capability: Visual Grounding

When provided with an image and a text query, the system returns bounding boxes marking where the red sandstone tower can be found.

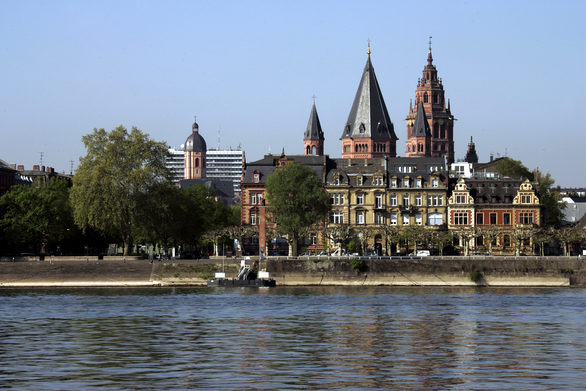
[405,40,455,164]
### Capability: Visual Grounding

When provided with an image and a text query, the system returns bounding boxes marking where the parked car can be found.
[416,250,430,257]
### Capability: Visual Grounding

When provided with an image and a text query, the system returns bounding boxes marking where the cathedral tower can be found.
[184,119,207,179]
[405,40,455,164]
[303,100,324,156]
[340,45,397,159]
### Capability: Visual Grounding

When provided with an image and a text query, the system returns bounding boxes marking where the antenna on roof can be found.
[39,152,44,167]
[217,127,221,151]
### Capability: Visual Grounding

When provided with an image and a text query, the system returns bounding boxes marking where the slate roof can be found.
[304,102,324,141]
[242,154,332,185]
[340,53,397,141]
[184,121,207,152]
[464,178,531,205]
[410,102,431,138]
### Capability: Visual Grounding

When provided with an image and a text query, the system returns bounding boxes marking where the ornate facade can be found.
[448,178,541,255]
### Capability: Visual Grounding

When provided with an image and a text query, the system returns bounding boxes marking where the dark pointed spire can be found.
[427,35,433,65]
[304,101,324,141]
[464,136,478,164]
[341,50,397,140]
[411,102,431,137]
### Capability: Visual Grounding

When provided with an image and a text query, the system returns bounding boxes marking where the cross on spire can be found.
[428,36,432,51]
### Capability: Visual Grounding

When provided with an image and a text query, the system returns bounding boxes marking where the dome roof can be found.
[185,131,207,152]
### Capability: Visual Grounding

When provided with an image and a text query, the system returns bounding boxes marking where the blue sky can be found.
[1,0,584,187]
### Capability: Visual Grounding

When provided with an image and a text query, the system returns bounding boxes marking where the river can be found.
[0,286,584,390]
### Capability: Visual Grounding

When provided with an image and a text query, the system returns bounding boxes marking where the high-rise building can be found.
[166,147,185,184]
[405,43,455,164]
[206,149,244,196]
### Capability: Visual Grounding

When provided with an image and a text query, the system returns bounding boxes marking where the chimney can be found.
[17,165,24,171]
[490,154,494,162]
[33,165,40,170]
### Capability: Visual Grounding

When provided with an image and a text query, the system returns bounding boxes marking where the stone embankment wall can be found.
[0,256,583,287]
[267,256,585,287]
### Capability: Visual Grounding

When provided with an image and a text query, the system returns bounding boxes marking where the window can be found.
[390,194,397,206]
[416,178,422,188]
[390,213,398,225]
[250,212,257,225]
[331,211,344,224]
[428,213,443,226]
[375,194,383,208]
[250,193,257,205]
[456,194,467,204]
[454,212,469,225]
[402,214,410,225]
[375,211,384,225]
[490,213,497,225]
[427,195,442,206]
[477,236,484,246]
[356,193,364,205]
[334,177,340,185]
[503,213,511,225]
[503,235,511,246]
[521,195,532,203]
[356,211,365,225]
[357,176,363,186]
[476,213,484,225]
[374,177,383,186]
[432,179,439,188]
[253,173,260,183]
[309,233,317,245]
[402,195,409,207]
[415,214,422,225]
[519,212,533,225]
[415,195,422,206]
[403,178,410,188]
[330,193,345,205]
[391,178,397,188]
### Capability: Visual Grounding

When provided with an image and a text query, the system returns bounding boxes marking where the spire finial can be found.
[312,94,316,104]
[194,115,197,122]
[428,36,432,52]
[367,38,371,55]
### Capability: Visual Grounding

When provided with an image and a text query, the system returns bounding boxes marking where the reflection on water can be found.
[0,287,584,390]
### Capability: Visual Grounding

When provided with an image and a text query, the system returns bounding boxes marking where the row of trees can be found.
[0,126,239,256]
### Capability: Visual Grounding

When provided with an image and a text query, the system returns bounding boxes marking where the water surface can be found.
[0,286,584,390]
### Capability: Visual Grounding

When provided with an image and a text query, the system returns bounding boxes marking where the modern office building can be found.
[166,147,185,184]
[206,149,244,196]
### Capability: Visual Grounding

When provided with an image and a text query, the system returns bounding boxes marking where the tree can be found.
[401,225,429,255]
[0,179,73,254]
[495,157,534,180]
[534,170,565,228]
[430,230,453,256]
[555,226,584,256]
[323,224,354,254]
[265,162,330,256]
[70,126,169,255]
[478,227,500,255]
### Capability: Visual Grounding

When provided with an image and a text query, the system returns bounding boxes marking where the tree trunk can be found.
[288,233,298,256]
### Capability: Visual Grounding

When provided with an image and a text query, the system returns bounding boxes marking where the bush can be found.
[469,268,483,283]
[351,258,365,274]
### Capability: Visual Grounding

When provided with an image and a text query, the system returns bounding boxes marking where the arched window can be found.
[306,146,310,154]
[423,93,428,103]
[503,235,511,247]
[195,158,199,168]
[312,145,317,155]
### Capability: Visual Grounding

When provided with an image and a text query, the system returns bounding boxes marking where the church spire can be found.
[304,99,324,156]
[340,46,397,159]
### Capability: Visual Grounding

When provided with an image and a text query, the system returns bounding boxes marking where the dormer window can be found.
[416,178,422,188]
[391,178,397,188]
[403,178,410,188]
[432,179,439,188]
[359,123,366,133]
[357,176,363,186]
[253,171,260,183]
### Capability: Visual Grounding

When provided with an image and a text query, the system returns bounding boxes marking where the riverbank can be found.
[0,256,584,287]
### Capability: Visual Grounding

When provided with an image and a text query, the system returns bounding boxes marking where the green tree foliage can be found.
[70,126,169,255]
[534,170,564,227]
[495,157,534,180]
[0,179,73,254]
[265,162,330,256]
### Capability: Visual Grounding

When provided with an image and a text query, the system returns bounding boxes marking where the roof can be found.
[185,132,207,152]
[242,154,331,185]
[340,54,397,141]
[304,102,324,141]
[463,178,531,205]
[410,102,431,138]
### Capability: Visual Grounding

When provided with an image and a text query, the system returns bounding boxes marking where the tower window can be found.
[195,158,199,168]
[423,93,428,103]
